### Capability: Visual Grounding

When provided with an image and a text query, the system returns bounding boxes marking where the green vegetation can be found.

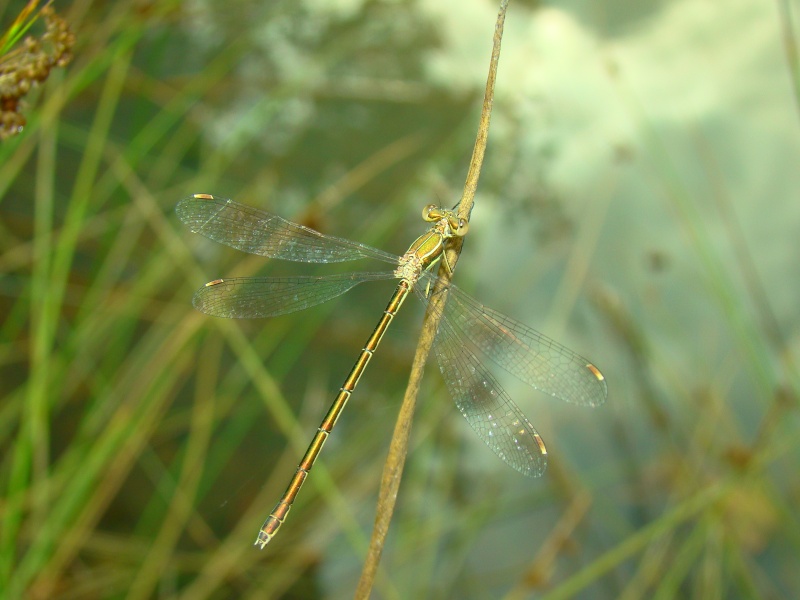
[1,0,798,598]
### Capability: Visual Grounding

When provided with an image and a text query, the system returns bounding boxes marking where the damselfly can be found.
[177,193,607,548]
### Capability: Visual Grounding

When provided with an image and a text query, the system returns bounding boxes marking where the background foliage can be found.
[1,0,799,598]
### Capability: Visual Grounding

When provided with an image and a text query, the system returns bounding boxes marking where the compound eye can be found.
[422,204,440,222]
[455,218,469,236]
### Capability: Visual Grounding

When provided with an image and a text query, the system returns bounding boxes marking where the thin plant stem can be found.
[776,0,800,124]
[355,1,511,597]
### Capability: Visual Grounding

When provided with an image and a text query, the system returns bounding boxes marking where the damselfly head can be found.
[422,205,469,237]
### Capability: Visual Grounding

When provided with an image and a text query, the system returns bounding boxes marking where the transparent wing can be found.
[177,194,399,265]
[415,286,547,477]
[193,272,396,318]
[436,278,607,407]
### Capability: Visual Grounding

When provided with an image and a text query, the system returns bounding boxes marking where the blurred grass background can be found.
[1,0,799,598]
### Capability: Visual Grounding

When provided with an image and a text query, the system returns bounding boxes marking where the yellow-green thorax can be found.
[393,205,469,285]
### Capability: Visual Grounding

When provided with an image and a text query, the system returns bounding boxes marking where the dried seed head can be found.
[0,5,75,140]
